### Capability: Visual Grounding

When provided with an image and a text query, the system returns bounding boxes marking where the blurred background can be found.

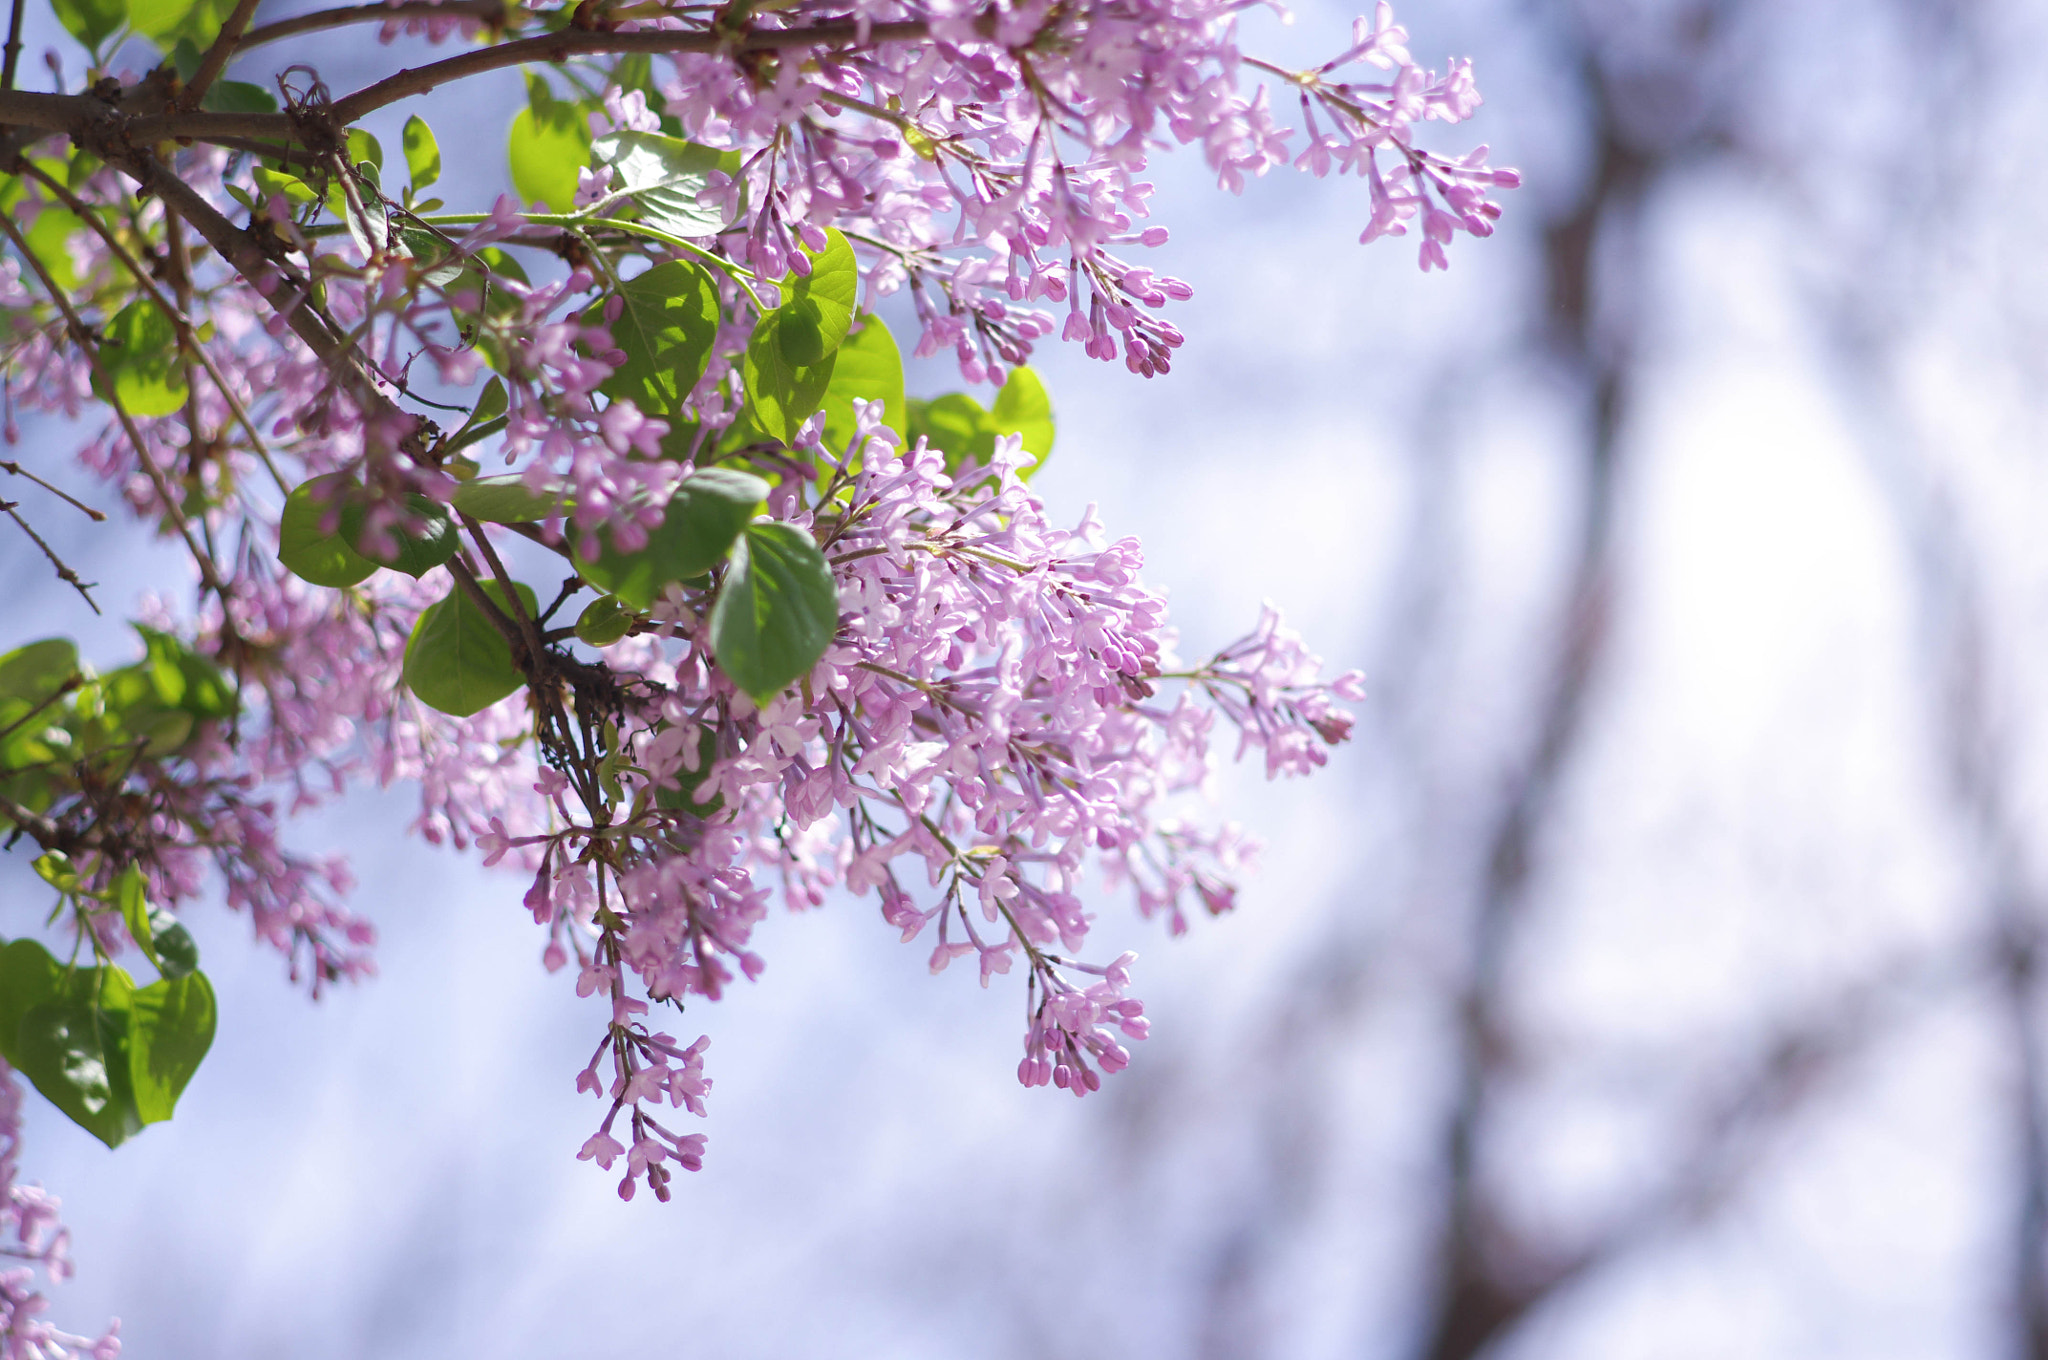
[8,0,2048,1354]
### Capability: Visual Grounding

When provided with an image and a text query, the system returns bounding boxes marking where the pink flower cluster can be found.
[0,1065,118,1360]
[470,407,1362,1197]
[0,0,1491,1332]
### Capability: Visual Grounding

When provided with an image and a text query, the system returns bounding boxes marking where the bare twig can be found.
[324,19,934,123]
[240,0,509,50]
[0,499,99,612]
[0,459,105,521]
[15,158,291,495]
[0,206,229,600]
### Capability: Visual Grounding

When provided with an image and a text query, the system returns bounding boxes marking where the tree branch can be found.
[179,0,267,110]
[325,18,933,123]
[240,0,509,49]
[2,0,25,93]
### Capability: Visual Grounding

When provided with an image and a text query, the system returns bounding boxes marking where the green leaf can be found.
[590,130,741,238]
[905,367,1056,477]
[742,314,836,445]
[201,80,278,113]
[574,595,634,647]
[0,939,60,1063]
[112,864,202,981]
[576,468,767,610]
[31,851,79,892]
[127,972,215,1124]
[397,228,465,287]
[133,0,229,46]
[709,522,839,701]
[339,492,459,578]
[777,229,857,361]
[508,79,591,212]
[5,954,142,1149]
[0,638,78,706]
[115,865,158,967]
[252,165,318,208]
[401,579,538,717]
[906,392,985,458]
[147,913,200,980]
[587,259,720,417]
[17,1000,127,1145]
[279,474,378,588]
[22,206,86,291]
[133,625,235,720]
[91,300,188,418]
[450,474,565,525]
[820,313,908,455]
[990,365,1056,468]
[128,0,195,40]
[347,127,384,174]
[447,250,530,373]
[50,0,125,49]
[447,375,509,449]
[402,114,442,192]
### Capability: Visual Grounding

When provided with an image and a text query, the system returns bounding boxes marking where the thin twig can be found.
[16,158,291,494]
[0,674,80,746]
[240,0,508,49]
[324,19,933,123]
[0,207,230,600]
[0,459,105,520]
[0,499,100,612]
[459,509,546,664]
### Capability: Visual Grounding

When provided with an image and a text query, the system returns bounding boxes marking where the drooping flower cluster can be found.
[0,0,1508,1341]
[456,405,1361,1198]
[0,1063,118,1360]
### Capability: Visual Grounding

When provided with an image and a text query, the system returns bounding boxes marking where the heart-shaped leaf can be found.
[590,130,741,237]
[587,259,721,417]
[576,469,767,610]
[339,492,459,579]
[709,522,840,701]
[279,474,378,587]
[402,579,539,717]
[127,972,216,1124]
[820,314,908,456]
[451,474,567,525]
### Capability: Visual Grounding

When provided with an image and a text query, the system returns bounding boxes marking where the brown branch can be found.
[240,0,510,49]
[325,19,933,123]
[459,510,546,666]
[0,459,104,521]
[179,0,265,110]
[446,552,531,661]
[1,0,24,92]
[0,498,100,612]
[0,787,61,848]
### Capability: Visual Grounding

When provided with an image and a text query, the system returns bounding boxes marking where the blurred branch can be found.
[1823,308,2048,1358]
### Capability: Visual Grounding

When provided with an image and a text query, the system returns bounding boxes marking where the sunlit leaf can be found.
[91,300,187,419]
[278,474,379,588]
[709,523,839,701]
[402,579,538,717]
[127,972,215,1124]
[577,468,767,610]
[403,114,442,192]
[587,259,720,417]
[590,130,741,237]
